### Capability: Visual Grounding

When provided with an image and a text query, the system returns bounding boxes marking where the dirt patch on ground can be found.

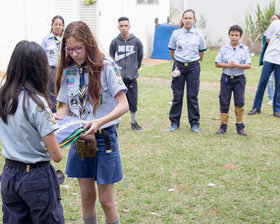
[142,58,170,66]
[139,76,257,92]
[140,58,257,92]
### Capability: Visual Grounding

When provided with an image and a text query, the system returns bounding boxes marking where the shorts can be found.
[1,163,64,224]
[65,125,123,185]
[124,79,138,113]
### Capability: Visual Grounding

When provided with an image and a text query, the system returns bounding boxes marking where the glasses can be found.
[65,45,84,55]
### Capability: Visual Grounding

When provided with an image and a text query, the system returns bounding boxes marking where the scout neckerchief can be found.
[75,62,88,119]
[53,32,63,63]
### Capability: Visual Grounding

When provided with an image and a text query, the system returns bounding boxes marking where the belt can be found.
[5,158,50,173]
[176,60,200,67]
[224,73,244,79]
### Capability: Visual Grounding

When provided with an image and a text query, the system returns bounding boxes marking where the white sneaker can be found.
[267,100,273,105]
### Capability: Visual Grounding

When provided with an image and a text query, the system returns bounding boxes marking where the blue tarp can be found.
[151,24,178,60]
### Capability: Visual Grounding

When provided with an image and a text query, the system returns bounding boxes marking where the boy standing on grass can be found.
[215,25,251,136]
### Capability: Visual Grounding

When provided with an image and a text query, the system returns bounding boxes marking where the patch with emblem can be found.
[45,111,53,119]
[113,67,121,77]
[70,97,78,108]
[37,106,43,112]
[51,118,56,124]
[66,78,75,85]
[66,70,77,75]
[118,79,123,85]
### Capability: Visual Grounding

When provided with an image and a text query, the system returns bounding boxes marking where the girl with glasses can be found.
[55,21,128,224]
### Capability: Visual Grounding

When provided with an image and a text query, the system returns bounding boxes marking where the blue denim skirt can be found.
[65,125,123,185]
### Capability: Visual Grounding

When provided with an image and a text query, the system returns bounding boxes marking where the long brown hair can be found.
[0,40,51,124]
[56,21,104,113]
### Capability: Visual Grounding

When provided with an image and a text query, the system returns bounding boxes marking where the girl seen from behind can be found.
[0,40,64,224]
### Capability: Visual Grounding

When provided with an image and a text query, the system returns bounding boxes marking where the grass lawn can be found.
[1,50,279,223]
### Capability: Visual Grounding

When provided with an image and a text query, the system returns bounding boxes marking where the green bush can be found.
[243,0,278,53]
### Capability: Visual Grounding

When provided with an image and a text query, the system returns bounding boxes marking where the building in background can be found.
[169,0,270,47]
[0,0,169,72]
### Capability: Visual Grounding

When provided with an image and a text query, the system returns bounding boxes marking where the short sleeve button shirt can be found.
[57,57,127,129]
[0,93,58,163]
[215,43,251,76]
[168,26,206,63]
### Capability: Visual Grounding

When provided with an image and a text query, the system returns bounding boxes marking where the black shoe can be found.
[248,109,261,115]
[131,122,142,130]
[273,112,280,117]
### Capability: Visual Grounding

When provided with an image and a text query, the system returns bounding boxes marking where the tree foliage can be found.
[244,0,278,42]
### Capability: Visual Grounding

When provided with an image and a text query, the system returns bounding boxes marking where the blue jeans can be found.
[267,71,274,101]
[253,61,280,112]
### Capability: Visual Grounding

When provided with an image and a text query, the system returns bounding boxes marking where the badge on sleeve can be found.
[37,106,43,112]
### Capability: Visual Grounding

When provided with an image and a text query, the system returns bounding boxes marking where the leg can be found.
[185,64,200,128]
[124,80,138,114]
[78,178,97,220]
[169,65,186,128]
[232,75,247,135]
[1,166,32,224]
[48,66,57,113]
[273,65,280,113]
[252,61,274,109]
[98,184,119,223]
[267,71,274,102]
[217,74,232,134]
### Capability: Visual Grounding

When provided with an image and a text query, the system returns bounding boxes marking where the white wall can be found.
[96,0,170,57]
[0,0,52,71]
[184,0,270,46]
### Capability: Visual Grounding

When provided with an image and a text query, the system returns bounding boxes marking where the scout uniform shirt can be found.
[168,26,206,63]
[215,43,251,76]
[0,93,58,164]
[57,57,127,129]
[41,32,62,67]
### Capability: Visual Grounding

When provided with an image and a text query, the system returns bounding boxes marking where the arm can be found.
[199,51,204,62]
[43,132,63,163]
[81,90,128,136]
[266,38,270,44]
[170,50,175,61]
[109,40,116,59]
[53,103,71,120]
[216,62,251,69]
[138,40,144,69]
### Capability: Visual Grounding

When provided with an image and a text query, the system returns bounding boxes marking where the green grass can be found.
[1,50,279,223]
[140,50,262,87]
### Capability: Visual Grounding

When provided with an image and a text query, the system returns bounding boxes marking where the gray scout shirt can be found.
[57,57,127,129]
[0,93,58,163]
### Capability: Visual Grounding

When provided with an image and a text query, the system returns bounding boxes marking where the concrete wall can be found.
[0,0,53,71]
[0,0,169,72]
[96,0,170,57]
[170,0,270,47]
